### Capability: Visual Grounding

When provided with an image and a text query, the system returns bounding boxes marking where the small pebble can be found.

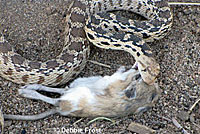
[177,111,189,121]
[190,114,195,123]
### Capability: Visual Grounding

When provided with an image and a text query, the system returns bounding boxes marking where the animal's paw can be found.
[18,88,35,98]
[18,85,41,99]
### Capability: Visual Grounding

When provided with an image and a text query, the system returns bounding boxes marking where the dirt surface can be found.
[0,0,200,133]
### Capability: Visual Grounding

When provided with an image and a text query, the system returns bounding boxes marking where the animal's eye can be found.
[125,87,136,99]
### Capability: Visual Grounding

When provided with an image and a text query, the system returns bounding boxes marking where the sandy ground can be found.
[0,0,200,133]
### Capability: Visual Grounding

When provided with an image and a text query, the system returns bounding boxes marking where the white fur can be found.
[19,67,138,106]
[59,67,137,107]
[17,67,140,116]
[68,67,135,95]
[4,67,158,120]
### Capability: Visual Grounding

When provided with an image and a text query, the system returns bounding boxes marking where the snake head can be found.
[136,57,160,85]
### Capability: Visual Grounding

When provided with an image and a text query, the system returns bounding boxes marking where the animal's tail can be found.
[4,109,57,121]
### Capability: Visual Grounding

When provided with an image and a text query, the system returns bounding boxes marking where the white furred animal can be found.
[4,67,160,120]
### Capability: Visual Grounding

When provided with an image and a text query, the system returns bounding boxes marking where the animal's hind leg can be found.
[20,84,67,95]
[19,87,60,106]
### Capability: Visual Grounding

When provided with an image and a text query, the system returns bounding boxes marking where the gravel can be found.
[0,0,200,133]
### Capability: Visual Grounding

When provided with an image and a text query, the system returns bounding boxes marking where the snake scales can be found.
[0,0,172,86]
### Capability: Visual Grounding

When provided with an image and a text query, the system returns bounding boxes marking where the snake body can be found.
[0,0,172,86]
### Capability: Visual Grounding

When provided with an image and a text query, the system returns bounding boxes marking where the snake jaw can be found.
[137,59,160,85]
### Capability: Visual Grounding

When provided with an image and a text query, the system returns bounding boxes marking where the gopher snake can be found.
[0,0,172,86]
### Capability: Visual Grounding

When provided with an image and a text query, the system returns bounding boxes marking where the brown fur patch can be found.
[78,97,87,109]
[69,97,90,117]
[59,100,73,112]
[104,73,135,97]
[103,87,112,97]
[107,79,129,94]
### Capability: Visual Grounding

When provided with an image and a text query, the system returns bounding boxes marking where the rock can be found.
[127,122,156,134]
[190,114,195,123]
[177,111,189,121]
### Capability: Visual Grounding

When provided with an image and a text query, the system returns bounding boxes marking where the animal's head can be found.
[123,75,161,115]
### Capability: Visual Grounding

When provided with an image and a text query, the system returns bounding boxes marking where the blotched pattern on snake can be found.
[0,0,173,86]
